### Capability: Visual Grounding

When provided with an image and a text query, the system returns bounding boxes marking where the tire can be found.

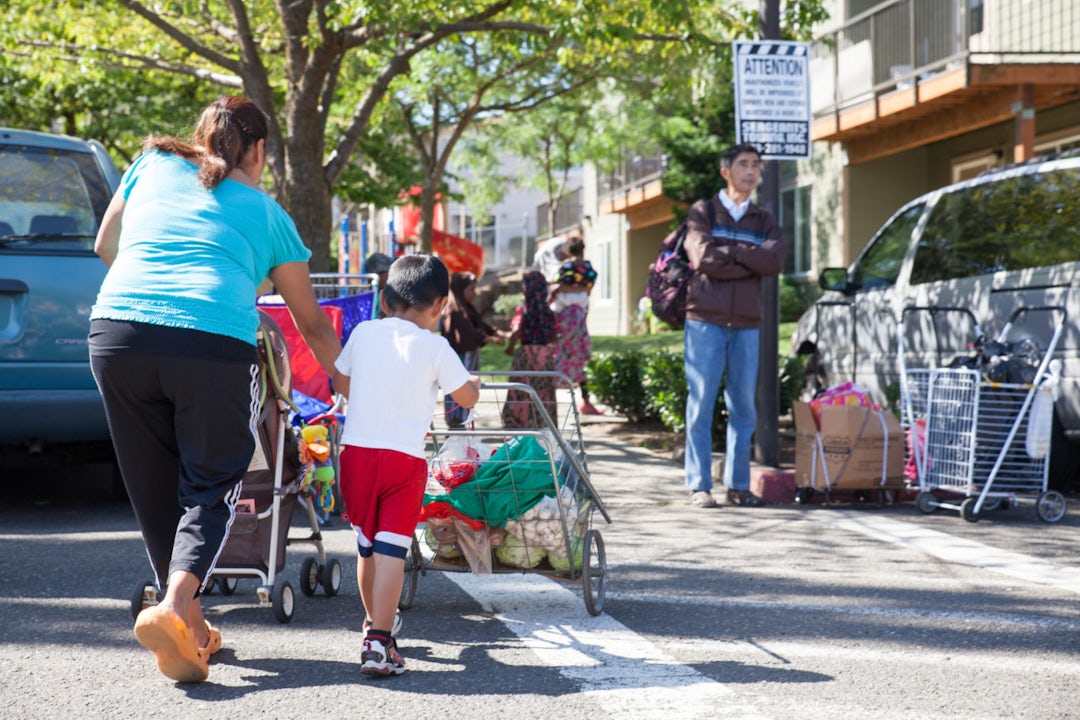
[1036,490,1067,523]
[219,577,238,595]
[582,529,606,617]
[398,536,421,610]
[1048,412,1080,494]
[130,580,157,621]
[299,557,319,597]
[321,559,342,597]
[915,491,937,514]
[271,579,295,623]
[960,497,981,523]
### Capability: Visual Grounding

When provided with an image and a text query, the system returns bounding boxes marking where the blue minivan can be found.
[0,128,120,450]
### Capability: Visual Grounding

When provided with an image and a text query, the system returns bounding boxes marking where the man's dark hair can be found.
[720,143,762,170]
[382,254,449,312]
[565,235,585,258]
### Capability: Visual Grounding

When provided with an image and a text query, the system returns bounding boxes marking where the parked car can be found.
[791,152,1080,490]
[0,128,120,451]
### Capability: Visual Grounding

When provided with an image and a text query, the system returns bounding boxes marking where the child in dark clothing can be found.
[501,271,558,428]
[443,272,506,425]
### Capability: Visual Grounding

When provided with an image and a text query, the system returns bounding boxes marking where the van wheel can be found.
[1048,413,1080,494]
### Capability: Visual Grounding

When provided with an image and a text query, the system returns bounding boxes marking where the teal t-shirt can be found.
[91,150,311,345]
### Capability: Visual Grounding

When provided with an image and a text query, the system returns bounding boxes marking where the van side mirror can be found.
[818,267,851,293]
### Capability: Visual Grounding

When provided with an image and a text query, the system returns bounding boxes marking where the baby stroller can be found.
[130,310,342,624]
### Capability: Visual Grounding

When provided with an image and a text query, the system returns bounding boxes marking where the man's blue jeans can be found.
[683,319,759,493]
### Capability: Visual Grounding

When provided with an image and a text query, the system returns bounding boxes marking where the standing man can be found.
[682,143,787,508]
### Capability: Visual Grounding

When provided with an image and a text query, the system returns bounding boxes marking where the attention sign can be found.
[733,40,811,160]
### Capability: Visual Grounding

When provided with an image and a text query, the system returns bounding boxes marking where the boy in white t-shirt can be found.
[333,254,480,677]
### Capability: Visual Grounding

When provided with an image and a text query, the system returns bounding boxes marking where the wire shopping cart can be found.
[402,370,612,616]
[898,305,1067,523]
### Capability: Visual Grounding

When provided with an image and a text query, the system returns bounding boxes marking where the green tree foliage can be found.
[3,0,774,270]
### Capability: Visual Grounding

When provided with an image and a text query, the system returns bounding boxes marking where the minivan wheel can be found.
[1048,414,1080,494]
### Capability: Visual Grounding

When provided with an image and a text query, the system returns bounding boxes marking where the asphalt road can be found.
[1,421,1078,720]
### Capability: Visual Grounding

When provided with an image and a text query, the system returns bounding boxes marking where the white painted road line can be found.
[821,510,1080,595]
[445,572,770,720]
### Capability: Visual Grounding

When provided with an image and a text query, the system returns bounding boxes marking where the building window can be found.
[1036,130,1080,155]
[781,184,812,275]
[592,236,612,300]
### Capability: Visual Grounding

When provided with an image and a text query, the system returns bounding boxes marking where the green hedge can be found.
[587,350,804,444]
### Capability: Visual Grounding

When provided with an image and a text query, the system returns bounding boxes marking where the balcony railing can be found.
[599,151,665,203]
[536,186,583,239]
[811,0,1080,116]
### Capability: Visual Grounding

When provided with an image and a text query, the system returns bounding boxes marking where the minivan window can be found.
[910,168,1080,284]
[0,144,112,254]
[851,204,924,290]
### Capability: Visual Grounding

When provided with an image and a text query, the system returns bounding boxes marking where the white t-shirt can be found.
[335,317,471,459]
[551,290,589,312]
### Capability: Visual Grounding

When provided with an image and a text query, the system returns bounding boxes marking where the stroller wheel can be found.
[300,557,319,597]
[321,559,342,597]
[219,577,238,595]
[271,579,295,623]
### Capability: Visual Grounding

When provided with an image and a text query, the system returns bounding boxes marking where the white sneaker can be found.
[360,637,406,676]
[690,490,718,508]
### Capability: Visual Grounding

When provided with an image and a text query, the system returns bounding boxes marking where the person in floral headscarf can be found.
[501,271,558,428]
[550,235,601,415]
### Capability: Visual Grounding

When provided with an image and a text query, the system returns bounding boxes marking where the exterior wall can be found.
[582,162,626,336]
[844,147,928,264]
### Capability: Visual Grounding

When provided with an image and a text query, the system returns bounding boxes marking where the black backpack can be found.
[646,199,715,330]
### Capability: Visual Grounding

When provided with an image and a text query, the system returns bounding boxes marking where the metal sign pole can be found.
[755,0,781,467]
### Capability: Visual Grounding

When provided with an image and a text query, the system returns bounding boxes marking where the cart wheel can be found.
[399,536,420,610]
[795,487,813,505]
[130,580,157,621]
[203,578,216,595]
[219,576,238,595]
[1036,491,1067,523]
[915,491,937,514]
[960,497,981,523]
[271,579,295,623]
[581,529,606,617]
[299,557,319,597]
[321,559,342,597]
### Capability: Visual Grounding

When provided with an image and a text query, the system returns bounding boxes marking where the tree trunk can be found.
[417,180,440,253]
[281,96,334,271]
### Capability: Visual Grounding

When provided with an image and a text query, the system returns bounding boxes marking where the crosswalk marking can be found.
[822,510,1080,595]
[445,572,769,719]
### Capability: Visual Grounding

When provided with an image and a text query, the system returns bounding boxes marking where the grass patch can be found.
[476,322,796,374]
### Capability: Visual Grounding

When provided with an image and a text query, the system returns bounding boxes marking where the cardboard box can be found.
[793,402,905,490]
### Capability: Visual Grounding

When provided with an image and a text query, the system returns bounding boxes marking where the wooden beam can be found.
[970,63,1080,86]
[916,66,967,103]
[845,87,1017,164]
[1014,84,1035,163]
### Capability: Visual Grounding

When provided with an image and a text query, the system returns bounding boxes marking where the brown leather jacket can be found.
[682,196,786,329]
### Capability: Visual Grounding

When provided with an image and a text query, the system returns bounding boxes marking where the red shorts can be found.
[339,445,427,559]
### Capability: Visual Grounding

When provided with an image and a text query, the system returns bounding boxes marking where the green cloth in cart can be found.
[426,435,557,526]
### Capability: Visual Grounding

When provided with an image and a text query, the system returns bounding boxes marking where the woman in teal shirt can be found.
[90,96,341,683]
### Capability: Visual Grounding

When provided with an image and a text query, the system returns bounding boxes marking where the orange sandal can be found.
[200,620,222,657]
[133,606,209,683]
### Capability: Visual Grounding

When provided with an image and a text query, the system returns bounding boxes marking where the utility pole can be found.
[754,0,781,467]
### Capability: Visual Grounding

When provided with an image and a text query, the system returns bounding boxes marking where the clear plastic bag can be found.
[451,517,493,575]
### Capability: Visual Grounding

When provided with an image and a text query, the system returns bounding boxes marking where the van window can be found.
[851,204,923,290]
[910,167,1080,284]
[0,144,112,254]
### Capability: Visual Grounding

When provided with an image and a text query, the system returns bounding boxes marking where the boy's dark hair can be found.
[382,253,449,312]
[720,143,762,170]
[565,235,585,258]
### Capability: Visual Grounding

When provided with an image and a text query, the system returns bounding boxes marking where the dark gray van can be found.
[0,128,120,450]
[792,153,1080,490]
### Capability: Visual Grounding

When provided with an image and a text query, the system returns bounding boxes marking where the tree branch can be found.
[115,0,241,73]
